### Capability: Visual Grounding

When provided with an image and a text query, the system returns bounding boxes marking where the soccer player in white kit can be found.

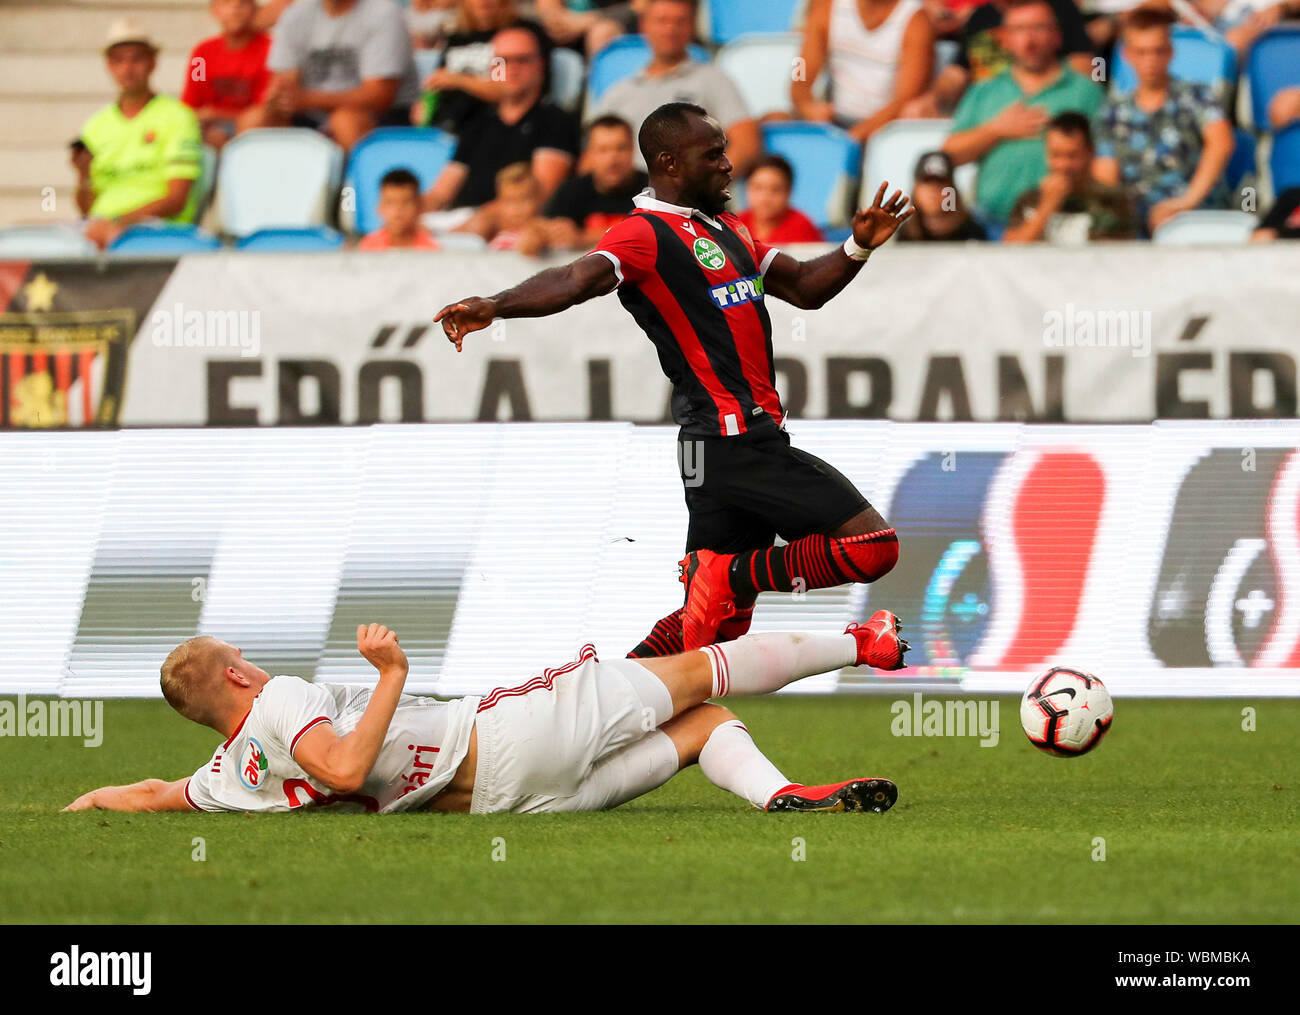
[64,615,910,816]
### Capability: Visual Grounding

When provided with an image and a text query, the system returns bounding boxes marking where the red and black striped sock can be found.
[627,607,686,658]
[728,529,899,598]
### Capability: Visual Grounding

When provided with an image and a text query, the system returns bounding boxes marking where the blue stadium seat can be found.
[587,35,711,102]
[108,224,222,254]
[217,128,344,237]
[1151,209,1256,245]
[1247,26,1300,127]
[236,226,345,252]
[344,126,456,235]
[716,33,801,119]
[1225,127,1256,192]
[550,46,586,113]
[761,122,861,229]
[0,225,98,259]
[1270,122,1300,194]
[707,0,801,44]
[1112,26,1235,95]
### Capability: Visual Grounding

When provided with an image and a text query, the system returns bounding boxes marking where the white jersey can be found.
[828,0,922,122]
[184,676,480,814]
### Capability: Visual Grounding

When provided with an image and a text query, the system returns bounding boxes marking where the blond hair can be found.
[495,161,537,195]
[160,636,235,725]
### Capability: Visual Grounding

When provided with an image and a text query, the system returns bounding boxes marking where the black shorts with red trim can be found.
[678,428,871,555]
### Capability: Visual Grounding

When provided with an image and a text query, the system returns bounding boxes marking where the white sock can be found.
[702,632,857,697]
[697,719,790,809]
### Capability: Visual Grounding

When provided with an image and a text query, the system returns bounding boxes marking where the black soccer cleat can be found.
[765,777,898,814]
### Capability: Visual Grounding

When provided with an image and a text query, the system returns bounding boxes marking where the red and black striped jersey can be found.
[592,191,785,438]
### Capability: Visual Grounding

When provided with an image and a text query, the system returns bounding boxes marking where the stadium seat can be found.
[0,225,98,259]
[108,224,222,254]
[1270,122,1300,194]
[217,128,344,237]
[858,118,978,207]
[586,35,711,102]
[761,122,861,229]
[1112,26,1235,95]
[1151,209,1257,245]
[1225,127,1256,192]
[236,226,345,252]
[716,33,801,120]
[344,126,456,235]
[1247,26,1300,127]
[550,46,586,113]
[706,0,801,44]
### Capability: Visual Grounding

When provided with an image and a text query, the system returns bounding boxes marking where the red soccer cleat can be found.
[678,548,738,650]
[845,610,910,670]
[766,778,898,813]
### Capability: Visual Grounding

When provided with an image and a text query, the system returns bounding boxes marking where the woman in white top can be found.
[792,0,935,142]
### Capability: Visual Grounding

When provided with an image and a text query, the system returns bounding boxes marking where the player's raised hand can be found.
[357,623,408,677]
[434,296,497,352]
[852,182,915,251]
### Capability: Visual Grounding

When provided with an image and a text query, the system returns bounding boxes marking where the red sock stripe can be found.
[704,643,729,696]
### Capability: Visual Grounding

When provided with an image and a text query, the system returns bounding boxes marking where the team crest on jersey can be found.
[692,237,727,271]
[239,737,269,790]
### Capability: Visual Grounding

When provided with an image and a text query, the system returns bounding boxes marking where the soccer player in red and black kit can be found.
[436,102,913,667]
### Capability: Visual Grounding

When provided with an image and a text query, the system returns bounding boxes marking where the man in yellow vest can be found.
[74,19,204,249]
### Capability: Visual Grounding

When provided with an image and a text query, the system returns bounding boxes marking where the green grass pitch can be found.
[2,695,1297,923]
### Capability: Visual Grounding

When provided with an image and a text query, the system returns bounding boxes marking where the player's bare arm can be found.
[435,254,616,351]
[291,624,410,793]
[62,777,193,813]
[763,182,914,311]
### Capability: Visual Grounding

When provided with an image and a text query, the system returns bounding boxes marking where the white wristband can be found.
[843,235,873,261]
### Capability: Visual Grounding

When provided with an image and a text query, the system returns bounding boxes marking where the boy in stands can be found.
[64,616,909,816]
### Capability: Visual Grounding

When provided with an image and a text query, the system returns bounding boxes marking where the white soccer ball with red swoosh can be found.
[1020,666,1113,756]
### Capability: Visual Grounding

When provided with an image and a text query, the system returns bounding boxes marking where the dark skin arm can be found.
[435,183,913,346]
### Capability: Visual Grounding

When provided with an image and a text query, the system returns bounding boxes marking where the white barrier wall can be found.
[3,420,1298,698]
[106,245,1300,425]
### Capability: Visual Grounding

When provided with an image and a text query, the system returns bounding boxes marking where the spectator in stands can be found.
[942,0,1103,226]
[1180,0,1300,60]
[588,0,760,175]
[904,0,1096,117]
[1093,6,1234,235]
[1003,111,1137,242]
[407,0,459,48]
[737,155,825,244]
[791,0,935,143]
[181,0,272,150]
[75,20,204,249]
[535,0,629,57]
[1251,186,1300,240]
[897,150,989,239]
[422,26,579,223]
[247,0,419,152]
[454,162,544,250]
[412,0,550,133]
[532,114,648,250]
[357,168,442,249]
[253,0,295,30]
[1269,86,1300,130]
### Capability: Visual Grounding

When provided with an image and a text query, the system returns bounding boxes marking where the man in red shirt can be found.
[437,102,914,661]
[738,154,825,245]
[181,0,271,149]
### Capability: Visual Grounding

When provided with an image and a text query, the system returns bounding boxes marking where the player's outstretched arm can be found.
[291,623,409,794]
[435,253,618,351]
[62,777,193,813]
[763,182,914,311]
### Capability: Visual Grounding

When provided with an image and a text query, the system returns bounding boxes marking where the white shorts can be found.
[469,645,676,814]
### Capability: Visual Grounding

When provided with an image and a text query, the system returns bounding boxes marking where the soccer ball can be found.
[1020,666,1113,756]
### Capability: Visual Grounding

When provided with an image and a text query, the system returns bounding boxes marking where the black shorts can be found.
[678,428,870,555]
